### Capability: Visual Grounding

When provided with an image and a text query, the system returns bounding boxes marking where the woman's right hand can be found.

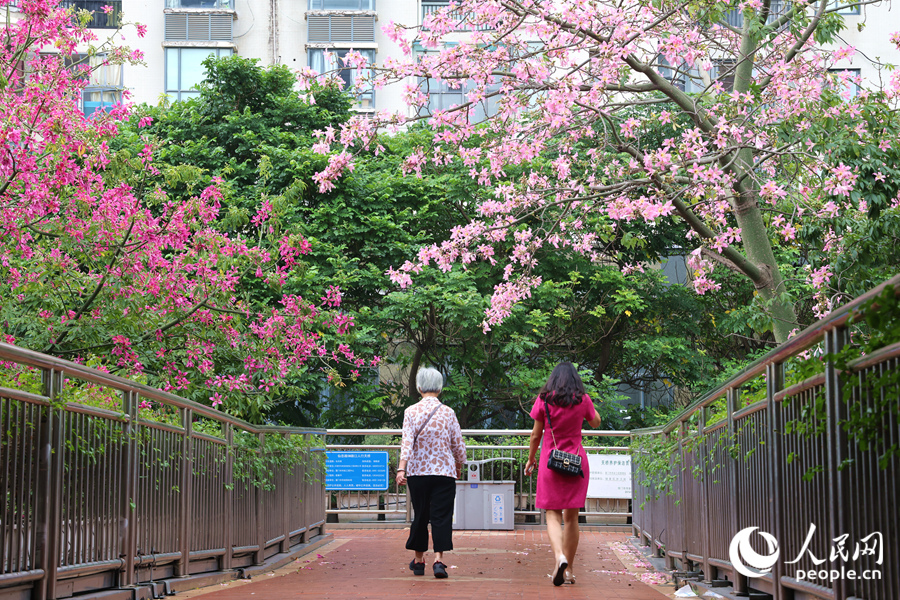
[396,471,407,486]
[524,458,536,476]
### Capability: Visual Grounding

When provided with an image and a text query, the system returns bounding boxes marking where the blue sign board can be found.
[325,451,389,491]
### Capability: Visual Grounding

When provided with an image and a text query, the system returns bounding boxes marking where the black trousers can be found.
[405,475,456,553]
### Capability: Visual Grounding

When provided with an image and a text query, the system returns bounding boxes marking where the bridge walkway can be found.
[177,528,677,599]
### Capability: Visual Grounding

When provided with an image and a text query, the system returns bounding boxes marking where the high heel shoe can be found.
[564,570,576,584]
[552,556,568,586]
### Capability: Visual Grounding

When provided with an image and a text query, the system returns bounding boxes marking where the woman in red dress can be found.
[524,362,603,586]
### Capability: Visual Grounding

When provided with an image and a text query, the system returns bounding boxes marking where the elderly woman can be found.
[396,367,466,579]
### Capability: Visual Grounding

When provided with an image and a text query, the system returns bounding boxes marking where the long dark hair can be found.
[538,362,585,408]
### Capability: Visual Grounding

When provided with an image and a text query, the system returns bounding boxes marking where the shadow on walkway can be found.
[179,529,677,599]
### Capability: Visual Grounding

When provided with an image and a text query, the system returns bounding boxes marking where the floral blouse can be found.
[400,397,466,478]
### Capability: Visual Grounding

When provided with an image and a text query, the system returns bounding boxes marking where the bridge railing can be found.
[0,343,326,600]
[631,273,900,600]
[325,429,631,525]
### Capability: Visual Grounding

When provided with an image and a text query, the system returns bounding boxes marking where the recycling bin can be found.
[452,458,516,530]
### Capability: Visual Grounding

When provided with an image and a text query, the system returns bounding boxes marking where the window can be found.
[422,1,491,31]
[828,69,861,100]
[422,79,465,115]
[309,48,375,109]
[656,57,686,91]
[65,53,123,116]
[723,0,791,29]
[165,47,233,101]
[827,0,860,14]
[308,0,374,10]
[59,0,122,29]
[165,0,235,8]
[713,59,737,92]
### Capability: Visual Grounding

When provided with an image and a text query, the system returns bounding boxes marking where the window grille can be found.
[165,13,233,41]
[307,14,375,43]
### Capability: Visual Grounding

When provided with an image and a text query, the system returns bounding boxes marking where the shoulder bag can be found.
[544,401,584,478]
[412,402,442,450]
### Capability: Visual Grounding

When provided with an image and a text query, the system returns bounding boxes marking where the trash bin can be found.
[452,458,516,530]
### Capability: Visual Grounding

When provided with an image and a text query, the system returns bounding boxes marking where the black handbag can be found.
[545,403,584,478]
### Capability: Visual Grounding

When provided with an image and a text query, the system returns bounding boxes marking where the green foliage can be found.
[831,285,900,469]
[111,57,776,430]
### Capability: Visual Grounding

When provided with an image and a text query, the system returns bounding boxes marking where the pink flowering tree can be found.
[0,1,375,421]
[307,0,900,343]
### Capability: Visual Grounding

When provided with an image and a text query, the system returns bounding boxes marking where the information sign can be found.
[586,454,632,499]
[325,451,389,491]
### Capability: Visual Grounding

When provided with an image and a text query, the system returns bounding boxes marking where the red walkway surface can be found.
[181,529,678,599]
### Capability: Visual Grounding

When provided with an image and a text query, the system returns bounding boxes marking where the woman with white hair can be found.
[396,367,466,579]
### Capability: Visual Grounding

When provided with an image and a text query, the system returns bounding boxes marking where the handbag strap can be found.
[544,400,560,451]
[412,402,442,450]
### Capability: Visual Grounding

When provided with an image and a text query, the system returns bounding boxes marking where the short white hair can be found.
[416,367,444,394]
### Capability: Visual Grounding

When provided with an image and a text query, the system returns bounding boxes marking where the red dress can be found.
[530,394,594,510]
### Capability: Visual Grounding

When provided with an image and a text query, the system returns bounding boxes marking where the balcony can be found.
[165,0,235,9]
[422,1,493,31]
[59,0,122,29]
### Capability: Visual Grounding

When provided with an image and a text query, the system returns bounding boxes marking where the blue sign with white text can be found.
[325,451,389,491]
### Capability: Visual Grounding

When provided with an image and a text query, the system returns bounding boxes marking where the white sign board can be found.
[586,454,632,499]
[491,493,505,524]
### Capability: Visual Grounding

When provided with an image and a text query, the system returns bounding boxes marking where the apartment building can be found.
[6,0,898,115]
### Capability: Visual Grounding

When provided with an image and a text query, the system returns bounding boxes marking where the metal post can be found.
[663,430,676,570]
[223,424,234,571]
[699,407,713,582]
[119,391,139,587]
[825,326,849,600]
[679,421,689,572]
[281,433,291,554]
[35,368,64,600]
[727,388,748,596]
[767,362,786,600]
[299,433,308,544]
[254,432,266,565]
[177,408,194,577]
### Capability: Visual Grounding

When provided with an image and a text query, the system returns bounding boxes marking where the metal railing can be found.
[165,0,235,9]
[325,429,631,525]
[0,343,326,600]
[632,273,900,600]
[59,0,122,29]
[421,2,494,31]
[723,0,791,29]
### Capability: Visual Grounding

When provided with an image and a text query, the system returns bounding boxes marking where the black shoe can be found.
[409,559,425,576]
[433,561,448,579]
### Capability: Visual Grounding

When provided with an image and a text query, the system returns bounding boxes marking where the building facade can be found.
[6,1,898,114]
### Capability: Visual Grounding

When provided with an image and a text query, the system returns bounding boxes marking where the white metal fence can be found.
[325,429,632,526]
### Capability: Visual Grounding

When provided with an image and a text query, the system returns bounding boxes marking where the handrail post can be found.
[299,433,309,544]
[727,388,748,595]
[825,326,849,600]
[663,430,675,570]
[281,432,291,553]
[119,390,139,587]
[223,423,234,571]
[679,420,689,572]
[699,407,713,583]
[35,368,64,600]
[177,407,194,577]
[254,432,266,565]
[767,362,786,600]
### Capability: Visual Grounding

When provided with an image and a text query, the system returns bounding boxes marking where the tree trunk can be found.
[727,10,798,343]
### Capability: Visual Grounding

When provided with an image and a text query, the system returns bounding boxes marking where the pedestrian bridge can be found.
[1,274,898,600]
